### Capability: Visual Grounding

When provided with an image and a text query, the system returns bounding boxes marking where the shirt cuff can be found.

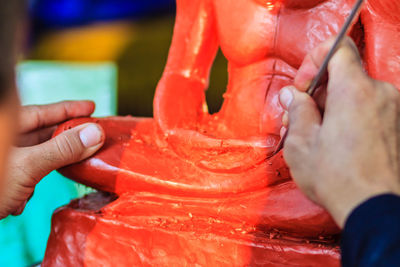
[341,194,400,266]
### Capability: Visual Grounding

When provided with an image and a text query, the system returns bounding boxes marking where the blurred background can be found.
[1,0,229,266]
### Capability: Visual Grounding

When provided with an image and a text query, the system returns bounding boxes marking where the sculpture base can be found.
[43,192,340,266]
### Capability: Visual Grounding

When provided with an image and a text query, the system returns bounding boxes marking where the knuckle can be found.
[61,102,71,119]
[30,105,44,129]
[333,44,362,72]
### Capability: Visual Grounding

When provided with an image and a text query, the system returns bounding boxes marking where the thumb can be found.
[27,123,105,179]
[281,86,322,150]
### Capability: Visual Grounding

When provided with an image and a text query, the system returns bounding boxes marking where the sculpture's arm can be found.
[361,1,400,88]
[153,0,219,131]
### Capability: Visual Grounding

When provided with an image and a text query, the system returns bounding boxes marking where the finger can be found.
[22,123,104,181]
[16,126,57,147]
[295,37,361,91]
[294,53,321,92]
[313,85,328,111]
[294,38,335,92]
[282,111,289,128]
[326,38,366,100]
[293,42,331,111]
[294,37,364,114]
[280,126,287,139]
[325,39,369,115]
[19,101,95,133]
[12,199,28,216]
[282,86,322,148]
[11,192,34,216]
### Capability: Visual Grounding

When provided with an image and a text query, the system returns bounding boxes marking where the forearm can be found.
[153,0,218,131]
[154,73,209,130]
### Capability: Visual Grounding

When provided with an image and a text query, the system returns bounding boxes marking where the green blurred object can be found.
[0,61,117,266]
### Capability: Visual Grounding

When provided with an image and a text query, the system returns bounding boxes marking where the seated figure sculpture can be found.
[43,0,400,266]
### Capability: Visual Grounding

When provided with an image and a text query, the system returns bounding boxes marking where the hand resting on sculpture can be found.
[280,37,400,228]
[0,101,105,219]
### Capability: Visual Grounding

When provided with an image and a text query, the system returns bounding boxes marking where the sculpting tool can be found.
[271,0,365,157]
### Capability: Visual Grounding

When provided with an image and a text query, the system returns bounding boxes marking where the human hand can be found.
[279,37,400,228]
[0,101,104,219]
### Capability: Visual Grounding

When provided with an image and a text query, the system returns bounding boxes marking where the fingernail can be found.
[280,87,294,109]
[79,124,102,147]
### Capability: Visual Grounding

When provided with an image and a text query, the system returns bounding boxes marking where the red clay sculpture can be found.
[43,0,400,266]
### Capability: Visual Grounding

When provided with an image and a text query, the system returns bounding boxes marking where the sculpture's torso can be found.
[213,0,351,137]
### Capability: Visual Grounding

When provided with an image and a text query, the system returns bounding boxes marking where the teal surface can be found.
[18,61,117,116]
[0,61,117,266]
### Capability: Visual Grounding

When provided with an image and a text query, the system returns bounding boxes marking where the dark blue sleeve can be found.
[341,194,400,267]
